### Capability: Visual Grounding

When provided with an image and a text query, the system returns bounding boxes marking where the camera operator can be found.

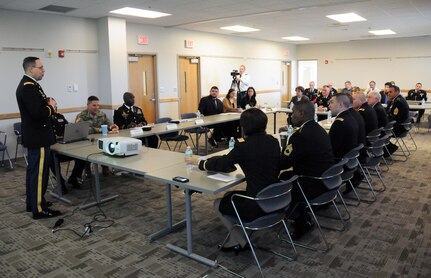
[231,65,250,106]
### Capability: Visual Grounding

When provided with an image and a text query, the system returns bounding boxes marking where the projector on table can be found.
[98,137,141,156]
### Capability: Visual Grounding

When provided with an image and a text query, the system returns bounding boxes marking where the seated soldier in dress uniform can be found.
[280,100,334,239]
[114,92,158,148]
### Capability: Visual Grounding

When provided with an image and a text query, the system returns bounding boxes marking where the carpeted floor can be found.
[0,113,430,278]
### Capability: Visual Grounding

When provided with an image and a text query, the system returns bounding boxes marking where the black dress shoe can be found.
[26,201,54,212]
[33,210,60,219]
[219,243,250,255]
[45,208,62,216]
[290,221,314,240]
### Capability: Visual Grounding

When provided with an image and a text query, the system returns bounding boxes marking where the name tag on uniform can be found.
[166,124,178,130]
[195,119,204,125]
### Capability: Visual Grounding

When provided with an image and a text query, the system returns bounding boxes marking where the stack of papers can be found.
[208,173,236,182]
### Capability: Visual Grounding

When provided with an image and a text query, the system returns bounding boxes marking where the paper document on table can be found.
[208,173,236,182]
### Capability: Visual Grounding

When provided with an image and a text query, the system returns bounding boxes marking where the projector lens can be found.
[108,142,115,154]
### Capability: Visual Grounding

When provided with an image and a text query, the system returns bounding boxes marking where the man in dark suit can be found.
[353,91,378,135]
[114,92,158,148]
[367,91,388,128]
[386,85,409,154]
[406,82,427,123]
[280,100,334,239]
[304,81,318,102]
[198,86,225,147]
[16,57,61,219]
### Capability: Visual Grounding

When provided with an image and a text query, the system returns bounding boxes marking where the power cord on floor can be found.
[52,163,115,239]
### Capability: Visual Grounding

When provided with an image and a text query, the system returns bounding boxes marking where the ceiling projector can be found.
[98,137,142,156]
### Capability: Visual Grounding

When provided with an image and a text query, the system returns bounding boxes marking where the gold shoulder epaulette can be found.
[23,82,34,85]
[238,138,245,142]
[335,117,344,121]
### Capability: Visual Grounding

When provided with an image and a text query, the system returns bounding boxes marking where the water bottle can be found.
[287,125,293,136]
[421,98,425,106]
[327,110,332,120]
[314,113,318,122]
[314,103,318,110]
[185,146,193,159]
[228,137,235,151]
[196,110,201,118]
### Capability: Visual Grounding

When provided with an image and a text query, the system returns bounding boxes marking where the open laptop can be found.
[57,122,90,144]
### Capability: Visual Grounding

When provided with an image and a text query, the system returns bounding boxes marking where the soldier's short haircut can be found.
[353,91,367,102]
[23,56,39,71]
[240,108,267,136]
[294,100,314,120]
[123,92,134,101]
[389,85,400,93]
[334,93,352,108]
[87,95,99,104]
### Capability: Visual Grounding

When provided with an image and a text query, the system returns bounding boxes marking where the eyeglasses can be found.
[33,66,44,70]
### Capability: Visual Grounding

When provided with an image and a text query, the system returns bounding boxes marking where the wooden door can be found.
[178,57,200,115]
[128,55,157,123]
[280,62,291,106]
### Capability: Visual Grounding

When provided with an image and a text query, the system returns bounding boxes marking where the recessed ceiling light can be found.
[326,12,366,23]
[282,36,309,41]
[369,29,396,35]
[110,7,170,18]
[220,25,260,32]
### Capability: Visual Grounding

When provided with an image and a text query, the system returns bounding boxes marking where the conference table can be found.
[52,138,245,267]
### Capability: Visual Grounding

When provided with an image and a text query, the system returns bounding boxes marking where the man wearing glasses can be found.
[16,57,61,219]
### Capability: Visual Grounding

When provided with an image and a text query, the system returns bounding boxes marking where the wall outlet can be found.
[67,85,73,92]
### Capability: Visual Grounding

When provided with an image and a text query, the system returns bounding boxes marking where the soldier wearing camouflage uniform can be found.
[68,96,119,187]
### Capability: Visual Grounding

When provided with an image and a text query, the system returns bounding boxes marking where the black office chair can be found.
[13,122,27,165]
[181,112,209,154]
[219,176,298,277]
[0,131,14,169]
[361,135,390,193]
[156,117,189,151]
[290,159,348,252]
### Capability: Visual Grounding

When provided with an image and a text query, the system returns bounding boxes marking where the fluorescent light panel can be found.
[282,36,309,41]
[326,12,366,23]
[369,29,396,35]
[220,25,259,32]
[110,7,170,18]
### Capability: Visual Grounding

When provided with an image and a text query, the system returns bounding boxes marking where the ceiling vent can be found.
[39,5,76,13]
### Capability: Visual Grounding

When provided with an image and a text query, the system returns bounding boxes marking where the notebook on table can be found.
[57,122,90,144]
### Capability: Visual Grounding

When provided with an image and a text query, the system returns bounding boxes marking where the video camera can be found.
[230,69,240,79]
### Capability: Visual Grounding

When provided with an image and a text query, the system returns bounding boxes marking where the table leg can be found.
[196,132,200,155]
[149,183,186,240]
[49,153,72,204]
[166,188,218,267]
[273,112,277,134]
[79,163,118,209]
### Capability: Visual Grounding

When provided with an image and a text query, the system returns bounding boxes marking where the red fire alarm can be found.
[58,50,65,58]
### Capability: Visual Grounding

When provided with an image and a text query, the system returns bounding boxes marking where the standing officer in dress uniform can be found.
[280,100,334,239]
[186,108,280,253]
[16,57,61,219]
[114,92,158,148]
